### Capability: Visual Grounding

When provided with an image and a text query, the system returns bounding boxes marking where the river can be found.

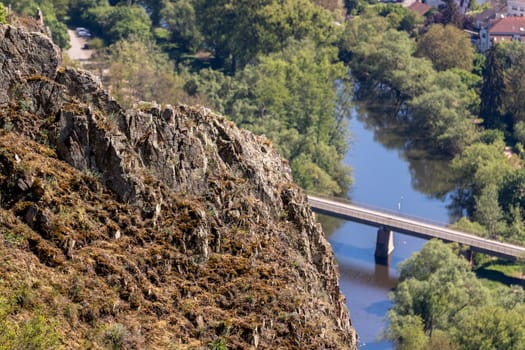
[320,103,455,349]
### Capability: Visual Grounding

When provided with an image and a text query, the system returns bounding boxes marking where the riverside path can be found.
[308,195,525,261]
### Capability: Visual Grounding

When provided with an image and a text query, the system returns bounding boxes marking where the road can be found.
[66,29,93,61]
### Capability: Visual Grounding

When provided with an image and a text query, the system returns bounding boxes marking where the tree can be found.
[375,4,422,34]
[452,305,525,350]
[473,183,504,236]
[501,42,525,125]
[408,71,478,154]
[389,240,487,339]
[451,137,512,214]
[68,0,109,25]
[415,24,473,72]
[387,313,428,350]
[159,0,203,53]
[439,0,463,27]
[481,42,525,131]
[136,0,164,26]
[86,4,152,44]
[105,39,191,107]
[194,0,339,72]
[498,169,525,230]
[247,40,352,194]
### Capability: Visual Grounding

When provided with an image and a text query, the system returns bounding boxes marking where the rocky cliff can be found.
[0,24,357,349]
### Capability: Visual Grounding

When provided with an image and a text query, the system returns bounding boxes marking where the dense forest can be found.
[2,0,525,348]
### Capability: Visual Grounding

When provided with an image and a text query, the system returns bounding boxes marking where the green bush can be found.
[87,37,105,50]
[102,323,129,350]
[0,304,61,350]
[209,338,227,350]
[0,3,7,24]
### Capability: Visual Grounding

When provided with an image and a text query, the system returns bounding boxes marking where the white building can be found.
[508,0,525,16]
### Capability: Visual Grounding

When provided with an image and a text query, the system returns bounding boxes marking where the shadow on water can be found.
[365,300,393,318]
[333,243,399,289]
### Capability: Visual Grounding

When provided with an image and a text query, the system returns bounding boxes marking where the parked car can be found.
[76,27,92,38]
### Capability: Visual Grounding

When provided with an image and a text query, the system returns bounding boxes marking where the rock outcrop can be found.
[0,24,357,349]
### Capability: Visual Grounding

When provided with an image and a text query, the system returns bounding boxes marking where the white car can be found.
[76,27,92,38]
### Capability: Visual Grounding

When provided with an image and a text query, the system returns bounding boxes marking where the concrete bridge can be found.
[308,195,525,261]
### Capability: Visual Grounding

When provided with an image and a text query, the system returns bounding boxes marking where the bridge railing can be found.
[307,193,449,228]
[307,193,525,258]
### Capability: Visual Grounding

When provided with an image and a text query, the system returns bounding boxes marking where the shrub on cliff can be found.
[0,4,7,24]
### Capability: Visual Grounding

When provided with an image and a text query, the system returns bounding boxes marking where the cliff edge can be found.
[0,24,357,349]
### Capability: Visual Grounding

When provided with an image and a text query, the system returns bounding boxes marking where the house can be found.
[480,16,525,51]
[424,0,469,13]
[408,1,432,16]
[508,0,525,16]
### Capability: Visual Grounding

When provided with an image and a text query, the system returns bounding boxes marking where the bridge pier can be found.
[375,227,394,264]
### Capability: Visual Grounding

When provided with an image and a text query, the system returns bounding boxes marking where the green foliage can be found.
[514,121,525,145]
[345,0,366,15]
[451,305,525,350]
[500,42,525,125]
[408,70,478,154]
[481,42,525,133]
[0,3,7,24]
[47,16,70,49]
[104,39,190,108]
[0,296,61,350]
[68,0,109,25]
[159,0,202,53]
[480,45,506,129]
[343,12,479,154]
[87,37,104,49]
[498,170,525,241]
[2,0,70,48]
[448,216,487,237]
[102,323,129,350]
[387,313,427,350]
[86,4,152,44]
[375,4,422,34]
[209,338,227,350]
[416,24,473,72]
[473,184,504,235]
[451,137,512,216]
[194,0,340,71]
[389,240,525,350]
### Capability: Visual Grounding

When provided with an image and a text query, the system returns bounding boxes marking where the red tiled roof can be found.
[489,16,525,34]
[409,1,431,16]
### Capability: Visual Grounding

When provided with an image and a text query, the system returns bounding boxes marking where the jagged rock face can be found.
[0,24,357,349]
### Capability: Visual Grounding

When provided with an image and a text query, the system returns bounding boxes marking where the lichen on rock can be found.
[0,24,357,349]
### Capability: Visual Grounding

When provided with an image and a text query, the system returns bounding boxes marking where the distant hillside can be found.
[0,24,357,349]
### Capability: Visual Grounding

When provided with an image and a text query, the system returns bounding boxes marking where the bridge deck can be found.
[308,195,525,261]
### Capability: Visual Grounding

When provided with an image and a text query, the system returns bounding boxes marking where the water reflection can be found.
[353,91,456,200]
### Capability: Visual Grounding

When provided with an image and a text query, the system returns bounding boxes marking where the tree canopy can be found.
[388,240,525,350]
[193,0,340,72]
[415,24,474,72]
